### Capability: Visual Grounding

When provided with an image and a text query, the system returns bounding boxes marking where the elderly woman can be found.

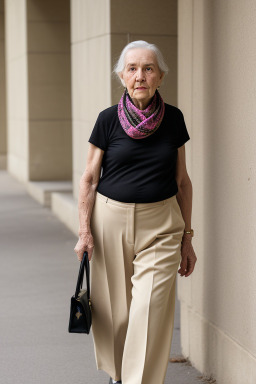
[74,40,197,384]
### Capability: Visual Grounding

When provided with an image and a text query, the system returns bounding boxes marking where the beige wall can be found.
[5,0,72,182]
[0,0,6,169]
[178,0,256,382]
[71,0,178,199]
[5,0,29,181]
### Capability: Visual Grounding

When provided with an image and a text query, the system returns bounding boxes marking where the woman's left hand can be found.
[178,234,197,277]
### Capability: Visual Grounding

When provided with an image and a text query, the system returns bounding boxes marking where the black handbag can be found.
[68,251,92,334]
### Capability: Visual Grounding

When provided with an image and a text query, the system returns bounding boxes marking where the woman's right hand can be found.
[74,231,94,262]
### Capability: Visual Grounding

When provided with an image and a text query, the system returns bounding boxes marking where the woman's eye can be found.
[146,67,152,72]
[129,67,136,72]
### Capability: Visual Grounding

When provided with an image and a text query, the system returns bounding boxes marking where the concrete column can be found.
[71,0,111,198]
[0,0,6,169]
[178,0,256,382]
[5,0,72,182]
[5,0,29,181]
[27,0,72,181]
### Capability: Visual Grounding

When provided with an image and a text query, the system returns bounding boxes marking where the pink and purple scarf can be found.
[118,89,165,139]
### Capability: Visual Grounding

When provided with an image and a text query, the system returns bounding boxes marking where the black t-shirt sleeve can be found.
[88,112,108,151]
[176,109,190,148]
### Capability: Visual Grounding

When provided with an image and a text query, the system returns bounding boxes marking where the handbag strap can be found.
[74,251,90,301]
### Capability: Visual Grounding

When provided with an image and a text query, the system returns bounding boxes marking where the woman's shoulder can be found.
[98,104,118,122]
[164,103,184,117]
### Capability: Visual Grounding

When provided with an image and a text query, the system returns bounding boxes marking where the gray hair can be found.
[113,40,169,85]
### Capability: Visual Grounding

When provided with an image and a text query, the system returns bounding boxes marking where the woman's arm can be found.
[175,145,192,230]
[74,143,104,261]
[175,145,197,277]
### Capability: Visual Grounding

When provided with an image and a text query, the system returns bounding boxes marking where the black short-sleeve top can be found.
[88,103,190,203]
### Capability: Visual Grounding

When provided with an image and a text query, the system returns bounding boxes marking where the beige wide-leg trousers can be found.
[90,192,185,384]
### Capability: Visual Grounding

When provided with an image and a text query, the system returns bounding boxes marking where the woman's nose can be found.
[136,69,145,82]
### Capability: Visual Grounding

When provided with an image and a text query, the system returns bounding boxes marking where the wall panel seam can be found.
[183,304,256,360]
[27,51,71,55]
[27,20,70,24]
[111,32,178,38]
[71,33,111,45]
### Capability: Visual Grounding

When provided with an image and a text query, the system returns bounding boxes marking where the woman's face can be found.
[120,48,164,110]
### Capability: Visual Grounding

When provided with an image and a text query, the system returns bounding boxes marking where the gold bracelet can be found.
[184,229,194,237]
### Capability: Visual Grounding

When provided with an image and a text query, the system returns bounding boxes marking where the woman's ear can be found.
[119,72,125,87]
[158,72,164,87]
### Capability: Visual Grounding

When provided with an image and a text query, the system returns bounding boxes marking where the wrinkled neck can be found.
[131,97,153,110]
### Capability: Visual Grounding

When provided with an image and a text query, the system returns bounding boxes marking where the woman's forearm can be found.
[176,178,193,231]
[176,176,197,277]
[78,171,98,235]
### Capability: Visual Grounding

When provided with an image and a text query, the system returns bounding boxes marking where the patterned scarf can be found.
[118,89,165,139]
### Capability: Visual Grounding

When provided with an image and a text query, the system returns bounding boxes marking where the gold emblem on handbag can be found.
[68,251,92,334]
[75,310,83,320]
